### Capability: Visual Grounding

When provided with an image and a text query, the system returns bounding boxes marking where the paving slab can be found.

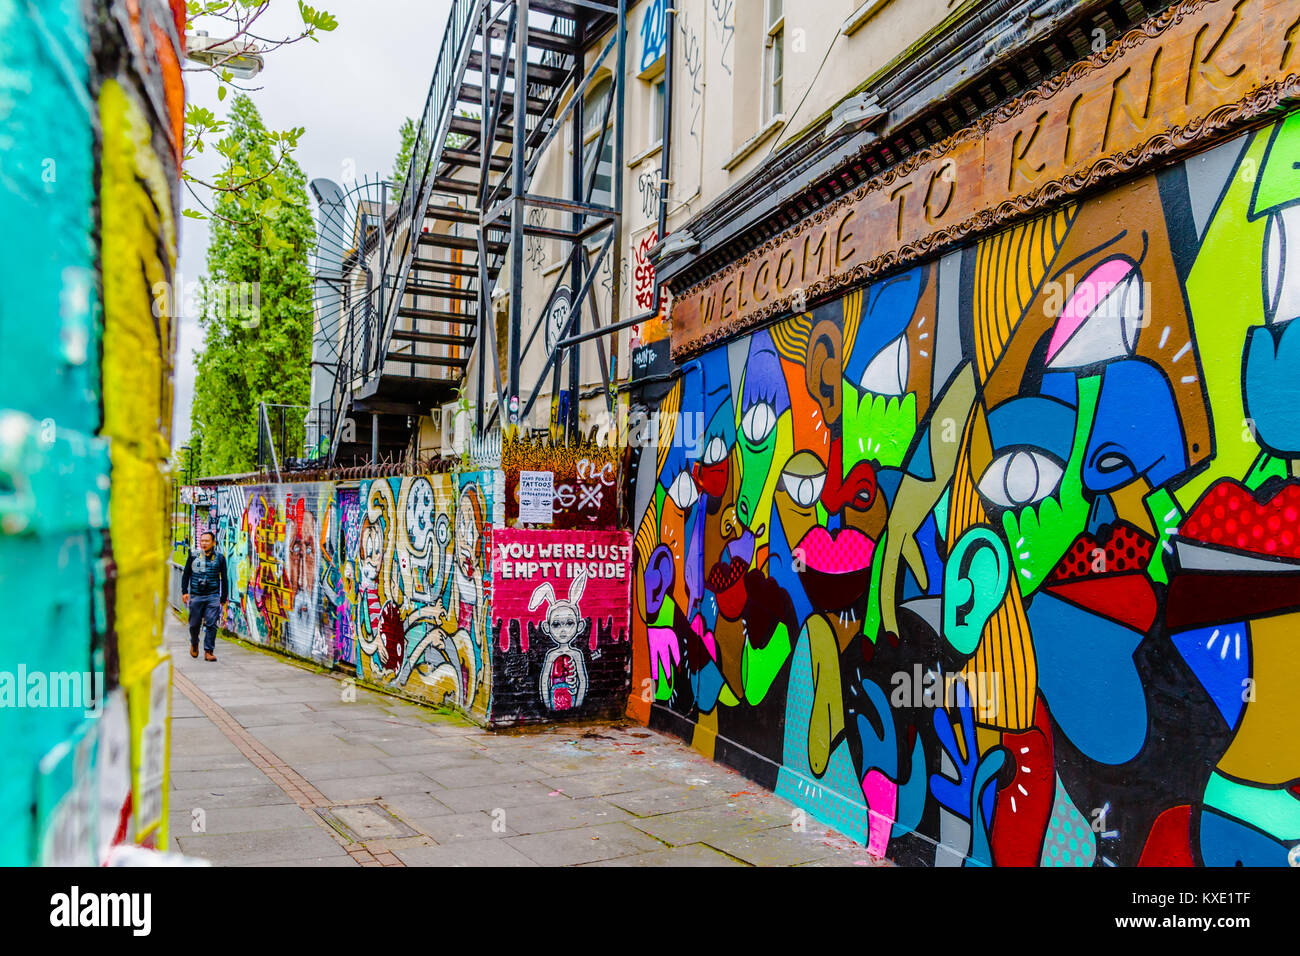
[404,810,519,843]
[315,772,443,802]
[169,804,321,837]
[626,803,789,846]
[604,783,736,817]
[580,844,748,867]
[175,826,349,865]
[538,768,675,799]
[431,780,570,813]
[505,822,664,866]
[394,839,537,867]
[701,827,854,867]
[171,784,299,811]
[493,797,633,835]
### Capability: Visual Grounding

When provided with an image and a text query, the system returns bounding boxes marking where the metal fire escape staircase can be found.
[324,0,625,466]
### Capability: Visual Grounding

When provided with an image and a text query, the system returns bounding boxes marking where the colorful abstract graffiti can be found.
[492,529,633,724]
[349,474,496,717]
[633,110,1300,867]
[215,483,338,664]
[203,473,642,727]
[0,0,184,863]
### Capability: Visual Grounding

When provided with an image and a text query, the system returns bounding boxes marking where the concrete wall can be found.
[630,109,1300,867]
[190,469,633,727]
[0,0,185,864]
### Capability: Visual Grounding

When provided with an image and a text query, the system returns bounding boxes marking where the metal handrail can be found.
[375,0,486,383]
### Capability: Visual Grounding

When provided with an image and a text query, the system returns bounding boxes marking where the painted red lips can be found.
[1046,522,1156,582]
[1180,479,1300,558]
[1042,522,1158,633]
[707,555,749,619]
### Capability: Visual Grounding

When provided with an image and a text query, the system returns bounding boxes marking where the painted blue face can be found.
[1244,321,1300,457]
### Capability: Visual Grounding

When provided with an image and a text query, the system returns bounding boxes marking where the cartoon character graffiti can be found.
[529,568,590,711]
[350,476,493,715]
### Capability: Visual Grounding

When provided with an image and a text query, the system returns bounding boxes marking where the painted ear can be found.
[942,526,1011,658]
[567,567,588,606]
[528,583,556,613]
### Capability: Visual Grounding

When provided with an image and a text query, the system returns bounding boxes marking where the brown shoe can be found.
[190,641,199,659]
[204,651,217,662]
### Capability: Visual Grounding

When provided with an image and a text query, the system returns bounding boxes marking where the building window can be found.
[582,77,614,208]
[764,0,784,122]
[649,78,665,149]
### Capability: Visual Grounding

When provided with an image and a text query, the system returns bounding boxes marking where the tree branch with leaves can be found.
[181,0,337,228]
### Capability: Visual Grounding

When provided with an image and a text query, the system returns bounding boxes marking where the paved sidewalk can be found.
[166,617,889,867]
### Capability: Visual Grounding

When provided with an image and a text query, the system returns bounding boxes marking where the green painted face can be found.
[843,386,918,472]
[997,376,1098,595]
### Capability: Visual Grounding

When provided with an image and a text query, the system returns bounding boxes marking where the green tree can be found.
[183,0,338,222]
[190,94,314,477]
[391,116,417,190]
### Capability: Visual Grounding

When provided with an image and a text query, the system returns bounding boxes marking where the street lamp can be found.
[184,30,265,79]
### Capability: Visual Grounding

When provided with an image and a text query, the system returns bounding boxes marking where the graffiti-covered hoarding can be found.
[503,436,622,529]
[215,483,338,664]
[491,529,632,724]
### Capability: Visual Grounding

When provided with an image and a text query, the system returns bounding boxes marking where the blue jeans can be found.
[188,593,221,653]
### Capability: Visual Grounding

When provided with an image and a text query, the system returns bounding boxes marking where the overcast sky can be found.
[173,0,451,446]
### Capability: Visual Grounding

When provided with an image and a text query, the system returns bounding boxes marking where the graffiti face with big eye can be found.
[455,495,479,564]
[702,434,727,466]
[977,449,1065,509]
[404,479,436,551]
[1264,204,1300,325]
[740,400,777,448]
[775,451,826,578]
[667,469,700,511]
[359,522,382,590]
[780,453,827,509]
[546,603,582,645]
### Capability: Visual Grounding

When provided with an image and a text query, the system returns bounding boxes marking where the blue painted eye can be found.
[977,451,1063,508]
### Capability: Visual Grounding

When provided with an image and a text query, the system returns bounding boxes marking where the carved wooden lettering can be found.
[669,0,1300,357]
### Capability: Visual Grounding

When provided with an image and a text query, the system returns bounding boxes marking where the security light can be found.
[185,30,265,80]
[823,93,887,140]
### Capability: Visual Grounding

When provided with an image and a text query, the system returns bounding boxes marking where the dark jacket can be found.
[182,548,229,603]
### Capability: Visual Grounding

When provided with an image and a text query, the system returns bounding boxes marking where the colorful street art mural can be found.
[492,529,633,724]
[0,0,184,864]
[350,474,496,717]
[200,470,641,727]
[503,435,622,529]
[211,473,502,719]
[215,483,338,664]
[633,111,1300,867]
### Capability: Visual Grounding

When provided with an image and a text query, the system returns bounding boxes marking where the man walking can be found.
[181,530,228,661]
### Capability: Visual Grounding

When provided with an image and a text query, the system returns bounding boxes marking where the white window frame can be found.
[648,77,665,150]
[764,1,785,124]
[581,77,615,209]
